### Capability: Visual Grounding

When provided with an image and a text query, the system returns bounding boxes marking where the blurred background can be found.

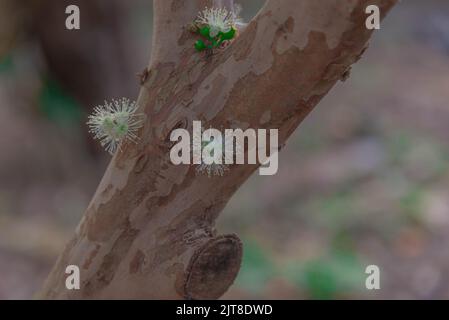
[0,0,448,299]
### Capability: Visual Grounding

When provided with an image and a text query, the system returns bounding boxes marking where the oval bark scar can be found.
[184,234,242,300]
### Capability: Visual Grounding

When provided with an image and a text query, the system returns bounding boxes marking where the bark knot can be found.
[183,234,243,300]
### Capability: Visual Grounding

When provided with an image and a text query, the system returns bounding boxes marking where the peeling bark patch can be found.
[171,0,184,12]
[166,262,184,277]
[177,28,194,47]
[222,31,333,128]
[99,184,114,200]
[138,68,150,85]
[184,234,242,300]
[149,63,177,113]
[145,197,158,213]
[129,250,146,274]
[115,140,140,170]
[87,152,169,242]
[134,153,149,174]
[83,244,101,270]
[259,110,271,125]
[274,17,295,54]
[41,234,80,298]
[84,226,139,297]
[167,262,186,296]
[165,118,189,146]
[323,63,350,81]
[233,21,258,61]
[86,200,127,243]
[284,16,295,33]
[198,74,227,120]
[155,168,196,208]
[341,66,352,81]
[146,199,214,272]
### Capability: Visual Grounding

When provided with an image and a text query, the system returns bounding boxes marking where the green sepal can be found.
[220,27,236,41]
[195,40,207,51]
[199,26,211,38]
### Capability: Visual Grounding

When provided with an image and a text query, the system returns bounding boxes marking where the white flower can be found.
[196,7,236,37]
[196,162,229,178]
[194,130,241,177]
[87,98,143,155]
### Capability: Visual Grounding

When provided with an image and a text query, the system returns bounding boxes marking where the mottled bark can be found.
[39,0,397,299]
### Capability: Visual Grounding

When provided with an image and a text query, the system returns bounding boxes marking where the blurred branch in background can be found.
[0,0,153,298]
[31,0,138,109]
[0,0,26,59]
[0,0,151,152]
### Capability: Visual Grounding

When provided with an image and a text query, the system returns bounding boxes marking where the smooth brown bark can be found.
[39,0,398,299]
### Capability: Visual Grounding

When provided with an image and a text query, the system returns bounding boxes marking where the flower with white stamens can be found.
[87,98,143,155]
[196,7,236,38]
[193,129,241,177]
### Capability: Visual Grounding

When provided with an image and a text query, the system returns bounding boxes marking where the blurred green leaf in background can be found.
[236,239,277,295]
[38,77,83,127]
[0,54,14,74]
[286,250,364,300]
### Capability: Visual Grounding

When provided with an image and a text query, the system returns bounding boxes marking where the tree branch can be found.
[39,0,398,299]
[150,0,208,66]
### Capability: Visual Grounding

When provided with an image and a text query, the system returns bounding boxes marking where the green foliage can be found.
[38,77,83,127]
[0,55,14,74]
[286,250,364,299]
[236,240,276,294]
[399,187,424,224]
[387,132,412,165]
[308,191,354,230]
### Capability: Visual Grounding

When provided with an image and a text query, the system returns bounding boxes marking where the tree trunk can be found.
[39,0,398,299]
